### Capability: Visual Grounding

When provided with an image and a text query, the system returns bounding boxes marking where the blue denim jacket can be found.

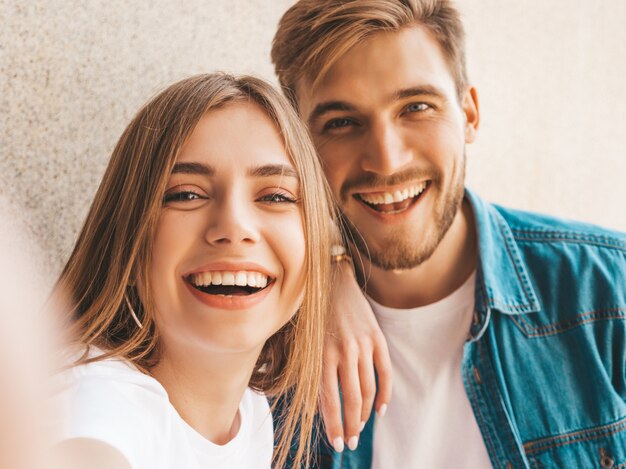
[307,189,626,469]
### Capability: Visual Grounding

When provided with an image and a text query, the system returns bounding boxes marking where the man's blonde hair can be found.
[272,0,468,107]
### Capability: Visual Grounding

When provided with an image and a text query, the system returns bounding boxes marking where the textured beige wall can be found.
[1,0,625,277]
[461,1,626,235]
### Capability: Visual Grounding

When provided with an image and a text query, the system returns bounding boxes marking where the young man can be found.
[272,1,626,468]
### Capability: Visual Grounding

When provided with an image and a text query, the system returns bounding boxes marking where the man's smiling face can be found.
[297,25,478,270]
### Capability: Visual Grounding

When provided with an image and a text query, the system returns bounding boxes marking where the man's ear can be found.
[462,86,479,144]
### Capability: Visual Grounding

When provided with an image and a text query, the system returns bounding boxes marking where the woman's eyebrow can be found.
[248,164,298,179]
[171,162,214,176]
[171,162,298,179]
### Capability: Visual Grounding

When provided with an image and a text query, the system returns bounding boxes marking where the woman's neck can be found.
[150,343,263,445]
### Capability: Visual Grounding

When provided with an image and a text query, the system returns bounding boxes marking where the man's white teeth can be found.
[190,271,268,288]
[358,182,427,205]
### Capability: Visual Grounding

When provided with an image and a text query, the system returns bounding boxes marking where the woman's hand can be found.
[321,261,392,452]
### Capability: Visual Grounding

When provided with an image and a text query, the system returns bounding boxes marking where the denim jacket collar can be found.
[466,188,541,333]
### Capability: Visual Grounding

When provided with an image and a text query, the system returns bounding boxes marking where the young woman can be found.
[50,73,334,469]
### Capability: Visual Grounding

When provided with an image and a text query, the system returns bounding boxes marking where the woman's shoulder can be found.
[55,347,166,401]
[50,348,172,468]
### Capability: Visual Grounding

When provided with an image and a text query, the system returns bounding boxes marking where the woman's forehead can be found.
[177,102,292,170]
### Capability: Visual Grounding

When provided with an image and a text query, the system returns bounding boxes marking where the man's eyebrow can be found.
[308,101,356,126]
[394,85,448,102]
[248,164,298,179]
[171,162,214,176]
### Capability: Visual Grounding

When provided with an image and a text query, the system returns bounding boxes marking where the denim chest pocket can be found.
[522,418,626,469]
[491,312,626,468]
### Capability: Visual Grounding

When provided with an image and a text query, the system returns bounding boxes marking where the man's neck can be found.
[360,199,478,309]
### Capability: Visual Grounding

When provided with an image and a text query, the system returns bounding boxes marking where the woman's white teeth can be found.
[222,272,234,285]
[212,272,222,285]
[190,271,268,288]
[235,272,247,286]
[359,182,427,205]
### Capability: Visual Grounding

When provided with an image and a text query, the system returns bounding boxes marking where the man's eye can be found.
[324,118,354,130]
[405,102,430,113]
[258,192,298,204]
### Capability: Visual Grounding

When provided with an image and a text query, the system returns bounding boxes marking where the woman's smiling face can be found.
[148,102,306,353]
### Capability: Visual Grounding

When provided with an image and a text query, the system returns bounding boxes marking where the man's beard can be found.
[341,158,466,271]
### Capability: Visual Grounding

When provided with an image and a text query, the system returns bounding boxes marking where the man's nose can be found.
[361,120,413,175]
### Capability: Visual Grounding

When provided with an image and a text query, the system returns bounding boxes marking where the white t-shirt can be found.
[50,353,273,469]
[370,272,493,469]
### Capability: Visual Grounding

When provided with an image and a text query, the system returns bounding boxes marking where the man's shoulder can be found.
[470,199,626,342]
[466,188,626,262]
[490,203,626,291]
[492,203,626,252]
[470,190,625,310]
[488,204,626,321]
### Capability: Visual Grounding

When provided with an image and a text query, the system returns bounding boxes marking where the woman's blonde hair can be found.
[56,73,334,468]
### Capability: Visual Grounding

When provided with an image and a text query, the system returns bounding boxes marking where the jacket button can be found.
[473,367,483,384]
[600,448,614,468]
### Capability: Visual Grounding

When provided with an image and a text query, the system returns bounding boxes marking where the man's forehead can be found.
[296,26,457,119]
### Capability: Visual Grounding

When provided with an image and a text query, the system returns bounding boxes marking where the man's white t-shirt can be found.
[50,353,273,469]
[370,272,493,469]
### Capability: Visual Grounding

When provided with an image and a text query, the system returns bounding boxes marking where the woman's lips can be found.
[184,277,274,310]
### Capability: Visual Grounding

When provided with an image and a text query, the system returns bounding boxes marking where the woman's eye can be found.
[163,190,206,204]
[258,192,297,204]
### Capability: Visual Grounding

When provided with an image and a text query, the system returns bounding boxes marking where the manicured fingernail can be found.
[359,421,366,432]
[377,404,387,418]
[332,437,344,453]
[348,435,359,451]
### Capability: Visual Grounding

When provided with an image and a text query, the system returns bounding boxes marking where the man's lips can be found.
[353,181,430,214]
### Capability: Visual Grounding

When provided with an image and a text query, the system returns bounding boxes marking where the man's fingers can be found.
[373,335,392,417]
[338,357,362,451]
[320,360,345,453]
